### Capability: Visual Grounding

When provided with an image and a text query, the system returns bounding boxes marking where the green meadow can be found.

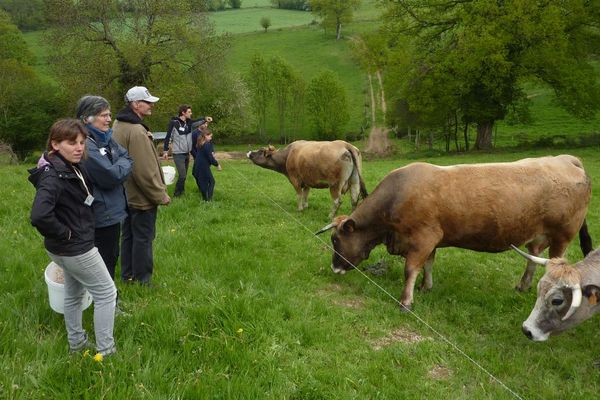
[2,147,600,399]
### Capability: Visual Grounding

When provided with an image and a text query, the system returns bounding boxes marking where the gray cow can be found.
[512,245,600,341]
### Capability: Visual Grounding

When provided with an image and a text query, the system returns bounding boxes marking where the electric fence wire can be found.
[220,157,526,400]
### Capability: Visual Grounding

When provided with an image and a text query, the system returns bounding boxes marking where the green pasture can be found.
[2,147,600,398]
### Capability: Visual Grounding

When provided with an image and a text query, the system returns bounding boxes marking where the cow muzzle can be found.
[522,320,549,341]
[331,264,347,274]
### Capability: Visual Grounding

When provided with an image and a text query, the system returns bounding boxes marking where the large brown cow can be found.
[247,140,368,218]
[511,246,600,342]
[316,155,592,310]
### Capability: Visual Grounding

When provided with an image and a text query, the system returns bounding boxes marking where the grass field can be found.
[2,147,600,398]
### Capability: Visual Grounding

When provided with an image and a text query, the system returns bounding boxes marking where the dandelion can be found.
[236,328,243,334]
[170,228,176,233]
[93,353,104,362]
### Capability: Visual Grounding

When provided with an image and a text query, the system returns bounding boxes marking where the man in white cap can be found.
[112,86,170,286]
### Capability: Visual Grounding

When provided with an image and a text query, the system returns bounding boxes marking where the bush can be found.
[228,0,242,8]
[270,0,308,10]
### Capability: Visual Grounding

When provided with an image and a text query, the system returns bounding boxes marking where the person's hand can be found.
[161,194,171,205]
[217,164,222,171]
[162,152,169,160]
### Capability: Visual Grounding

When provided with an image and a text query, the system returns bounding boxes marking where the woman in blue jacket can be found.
[77,95,133,280]
[29,119,117,357]
[192,129,221,201]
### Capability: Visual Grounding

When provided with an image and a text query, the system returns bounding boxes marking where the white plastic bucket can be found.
[162,165,176,185]
[44,262,93,314]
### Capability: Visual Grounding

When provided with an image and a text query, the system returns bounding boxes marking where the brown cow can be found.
[511,245,600,342]
[247,140,368,218]
[317,155,592,310]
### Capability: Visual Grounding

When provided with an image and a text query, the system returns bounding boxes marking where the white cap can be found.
[125,86,159,103]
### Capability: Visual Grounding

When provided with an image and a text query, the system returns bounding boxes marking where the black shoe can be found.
[173,191,184,197]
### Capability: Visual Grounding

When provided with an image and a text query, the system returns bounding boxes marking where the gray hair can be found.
[76,95,111,123]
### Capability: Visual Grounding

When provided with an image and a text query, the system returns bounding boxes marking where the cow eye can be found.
[551,298,564,306]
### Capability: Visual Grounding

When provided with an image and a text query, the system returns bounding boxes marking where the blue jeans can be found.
[48,247,117,355]
[173,153,189,195]
[120,207,157,284]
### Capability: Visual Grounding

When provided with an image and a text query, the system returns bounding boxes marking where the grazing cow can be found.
[511,245,600,341]
[316,155,592,310]
[247,140,368,218]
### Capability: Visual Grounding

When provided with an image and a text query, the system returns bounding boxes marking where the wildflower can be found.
[93,353,104,362]
[236,328,243,334]
[83,349,90,358]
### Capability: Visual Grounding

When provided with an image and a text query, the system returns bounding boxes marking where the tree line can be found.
[1,0,599,160]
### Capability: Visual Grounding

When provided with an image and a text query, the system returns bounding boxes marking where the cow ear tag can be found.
[583,285,600,305]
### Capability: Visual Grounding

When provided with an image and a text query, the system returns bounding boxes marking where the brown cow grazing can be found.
[511,245,600,342]
[316,155,592,310]
[247,140,368,218]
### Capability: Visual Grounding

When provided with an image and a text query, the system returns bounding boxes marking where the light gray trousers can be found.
[48,247,117,355]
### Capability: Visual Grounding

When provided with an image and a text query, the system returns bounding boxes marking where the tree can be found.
[229,0,242,8]
[269,57,295,143]
[307,70,349,139]
[310,0,361,40]
[0,11,62,159]
[260,16,271,32]
[382,0,600,150]
[247,54,272,139]
[0,0,46,31]
[44,0,228,112]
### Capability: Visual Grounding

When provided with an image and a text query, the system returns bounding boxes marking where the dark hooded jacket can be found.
[29,152,95,256]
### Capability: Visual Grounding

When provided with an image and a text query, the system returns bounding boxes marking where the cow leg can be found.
[401,249,434,311]
[301,187,309,210]
[328,186,342,219]
[419,250,436,291]
[516,239,555,291]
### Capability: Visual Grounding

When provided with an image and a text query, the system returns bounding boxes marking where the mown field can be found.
[2,147,600,399]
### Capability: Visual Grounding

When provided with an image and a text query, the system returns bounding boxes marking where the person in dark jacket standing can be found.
[29,119,117,357]
[77,95,133,280]
[192,129,221,201]
[113,86,170,285]
[162,105,212,197]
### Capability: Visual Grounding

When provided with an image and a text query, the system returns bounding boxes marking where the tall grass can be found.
[2,148,600,398]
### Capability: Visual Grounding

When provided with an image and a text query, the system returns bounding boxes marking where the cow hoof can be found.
[399,303,412,313]
[514,284,530,292]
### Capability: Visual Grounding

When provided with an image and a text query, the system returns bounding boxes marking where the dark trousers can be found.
[95,223,121,280]
[120,207,157,284]
[173,153,189,195]
[195,174,215,201]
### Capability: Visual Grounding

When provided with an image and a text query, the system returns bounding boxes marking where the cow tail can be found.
[348,147,368,199]
[579,219,593,256]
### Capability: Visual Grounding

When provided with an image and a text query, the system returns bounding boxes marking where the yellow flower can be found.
[236,328,243,334]
[93,353,104,362]
[83,349,90,358]
[170,228,176,233]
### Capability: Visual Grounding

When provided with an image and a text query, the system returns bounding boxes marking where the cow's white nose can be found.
[331,264,346,274]
[246,151,252,158]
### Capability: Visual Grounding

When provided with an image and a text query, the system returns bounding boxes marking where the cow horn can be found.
[510,245,549,265]
[562,284,582,321]
[315,222,337,235]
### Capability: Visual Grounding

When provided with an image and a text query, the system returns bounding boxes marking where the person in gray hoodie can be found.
[78,95,133,280]
[162,105,212,197]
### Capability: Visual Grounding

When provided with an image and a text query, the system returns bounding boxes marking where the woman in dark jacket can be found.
[77,95,133,280]
[29,119,117,357]
[192,129,221,201]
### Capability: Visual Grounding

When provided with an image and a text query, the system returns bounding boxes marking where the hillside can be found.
[21,1,600,148]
